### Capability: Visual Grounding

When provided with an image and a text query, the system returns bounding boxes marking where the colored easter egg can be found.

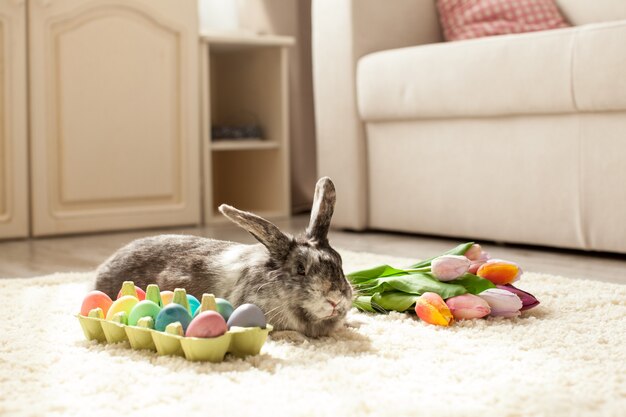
[187,294,200,316]
[227,304,266,329]
[80,291,113,317]
[161,291,174,306]
[155,303,192,332]
[106,295,139,321]
[186,311,227,338]
[216,298,234,321]
[117,285,146,301]
[128,300,162,326]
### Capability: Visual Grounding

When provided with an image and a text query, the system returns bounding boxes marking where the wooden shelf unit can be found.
[211,139,279,152]
[200,34,294,224]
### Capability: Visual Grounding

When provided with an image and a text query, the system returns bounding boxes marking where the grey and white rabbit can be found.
[94,177,352,337]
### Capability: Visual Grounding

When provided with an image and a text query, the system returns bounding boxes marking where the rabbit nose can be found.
[326,299,339,308]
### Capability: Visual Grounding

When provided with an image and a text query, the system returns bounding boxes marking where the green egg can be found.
[216,298,234,321]
[128,300,162,326]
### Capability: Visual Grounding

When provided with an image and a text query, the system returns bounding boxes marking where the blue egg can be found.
[216,298,234,321]
[155,304,192,332]
[187,294,200,316]
[227,304,266,329]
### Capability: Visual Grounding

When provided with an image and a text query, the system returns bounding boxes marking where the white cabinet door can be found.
[29,0,200,236]
[0,0,29,239]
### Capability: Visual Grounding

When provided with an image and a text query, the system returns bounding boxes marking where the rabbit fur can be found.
[94,177,352,337]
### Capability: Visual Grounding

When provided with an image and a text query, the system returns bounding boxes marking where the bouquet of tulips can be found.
[347,242,539,326]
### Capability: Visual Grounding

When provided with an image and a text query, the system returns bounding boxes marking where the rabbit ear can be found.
[219,204,293,259]
[306,177,336,243]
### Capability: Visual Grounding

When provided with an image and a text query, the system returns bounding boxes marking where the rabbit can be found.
[94,177,353,337]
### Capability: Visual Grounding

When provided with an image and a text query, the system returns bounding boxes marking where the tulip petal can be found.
[497,284,540,311]
[445,294,491,320]
[464,244,483,261]
[415,292,454,326]
[477,260,522,285]
[479,288,523,317]
[467,250,490,274]
[431,255,471,281]
[468,261,483,275]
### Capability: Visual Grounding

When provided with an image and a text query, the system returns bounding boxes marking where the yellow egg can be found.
[161,291,174,306]
[105,295,139,321]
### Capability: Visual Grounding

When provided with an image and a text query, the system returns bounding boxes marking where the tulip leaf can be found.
[347,264,408,284]
[353,273,467,300]
[449,273,495,294]
[353,295,376,312]
[372,292,421,312]
[408,242,475,269]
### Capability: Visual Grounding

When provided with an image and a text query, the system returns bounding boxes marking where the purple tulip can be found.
[478,288,523,318]
[497,284,540,311]
[431,255,470,281]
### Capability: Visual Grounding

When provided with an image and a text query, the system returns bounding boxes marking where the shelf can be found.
[211,150,287,215]
[200,31,292,224]
[200,32,295,51]
[211,140,279,151]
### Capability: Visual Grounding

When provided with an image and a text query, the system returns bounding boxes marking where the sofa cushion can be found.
[573,21,626,112]
[357,20,626,120]
[357,28,576,120]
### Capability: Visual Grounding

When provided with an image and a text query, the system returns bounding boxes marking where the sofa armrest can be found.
[312,0,442,230]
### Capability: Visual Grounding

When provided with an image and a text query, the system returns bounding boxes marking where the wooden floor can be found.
[1,215,625,284]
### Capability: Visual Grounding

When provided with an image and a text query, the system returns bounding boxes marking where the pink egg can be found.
[80,291,113,317]
[116,285,146,301]
[186,311,227,338]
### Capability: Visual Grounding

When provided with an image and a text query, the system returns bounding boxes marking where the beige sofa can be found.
[312,0,626,253]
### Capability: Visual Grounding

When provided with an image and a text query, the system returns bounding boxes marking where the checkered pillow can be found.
[437,0,569,41]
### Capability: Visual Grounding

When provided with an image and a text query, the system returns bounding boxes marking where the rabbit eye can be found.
[297,263,306,276]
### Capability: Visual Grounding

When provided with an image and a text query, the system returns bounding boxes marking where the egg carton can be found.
[77,314,273,362]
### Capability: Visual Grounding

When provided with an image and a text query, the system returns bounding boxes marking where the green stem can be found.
[404,267,430,273]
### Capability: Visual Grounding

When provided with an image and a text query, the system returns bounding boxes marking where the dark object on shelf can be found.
[212,124,263,141]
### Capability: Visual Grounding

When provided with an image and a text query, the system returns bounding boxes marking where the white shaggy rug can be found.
[0,251,625,417]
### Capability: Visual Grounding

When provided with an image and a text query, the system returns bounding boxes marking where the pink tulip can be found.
[478,288,523,318]
[431,255,470,281]
[497,284,539,311]
[466,247,490,274]
[468,253,490,274]
[445,294,491,320]
[468,262,481,275]
[464,244,483,261]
